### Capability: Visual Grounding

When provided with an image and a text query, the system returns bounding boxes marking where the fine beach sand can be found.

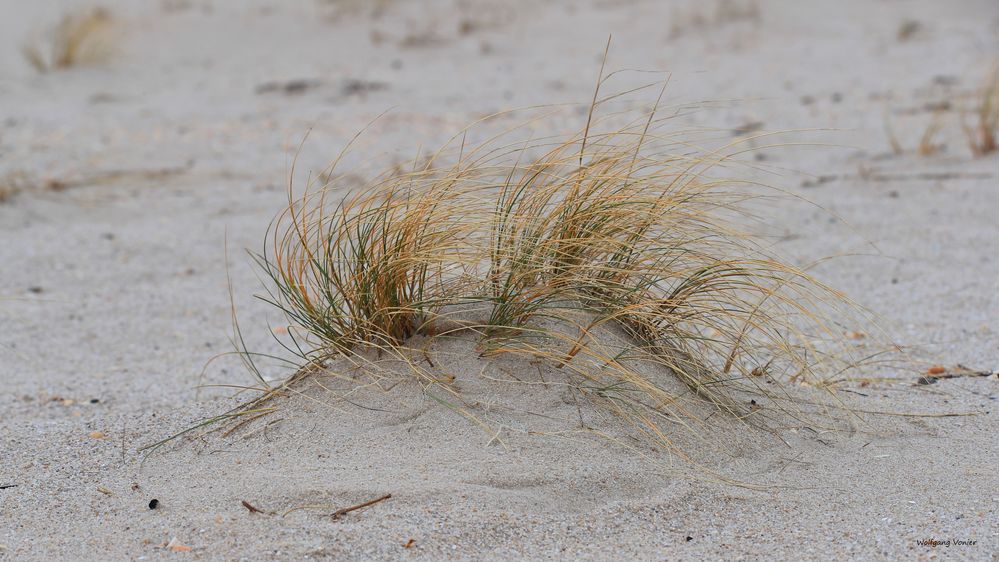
[1,0,997,559]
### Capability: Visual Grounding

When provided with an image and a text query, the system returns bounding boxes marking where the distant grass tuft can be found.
[23,7,116,73]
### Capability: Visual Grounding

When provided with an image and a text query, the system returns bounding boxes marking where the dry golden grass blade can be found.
[917,110,944,157]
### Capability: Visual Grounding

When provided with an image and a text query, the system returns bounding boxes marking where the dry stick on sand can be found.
[330,494,392,520]
[241,500,271,515]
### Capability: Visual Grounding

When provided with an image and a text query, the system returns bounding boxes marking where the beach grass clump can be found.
[249,89,869,446]
[23,7,116,73]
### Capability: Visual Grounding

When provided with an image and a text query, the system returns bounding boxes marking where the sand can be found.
[1,0,997,559]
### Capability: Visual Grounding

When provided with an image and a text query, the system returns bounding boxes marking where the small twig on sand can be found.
[241,500,269,514]
[916,364,996,385]
[330,493,392,520]
[0,484,17,490]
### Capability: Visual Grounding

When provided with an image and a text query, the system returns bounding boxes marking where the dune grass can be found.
[23,7,116,73]
[237,82,876,451]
